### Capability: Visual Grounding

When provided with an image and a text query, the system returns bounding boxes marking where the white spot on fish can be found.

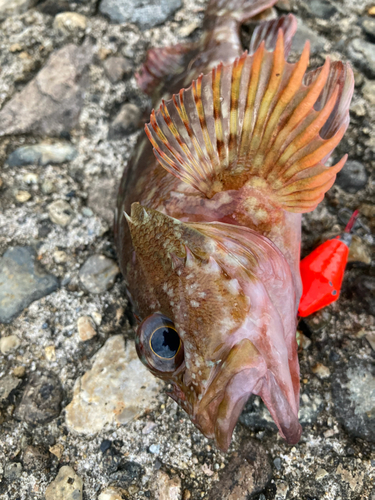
[190,300,200,308]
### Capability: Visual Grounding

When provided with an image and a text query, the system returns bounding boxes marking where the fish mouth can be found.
[184,339,302,452]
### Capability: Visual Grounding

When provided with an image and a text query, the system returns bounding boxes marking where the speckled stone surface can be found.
[0,0,374,499]
[0,246,59,323]
[65,335,163,434]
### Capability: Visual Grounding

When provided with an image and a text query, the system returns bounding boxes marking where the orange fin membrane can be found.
[145,28,354,213]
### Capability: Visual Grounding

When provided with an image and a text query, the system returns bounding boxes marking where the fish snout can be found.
[184,339,302,451]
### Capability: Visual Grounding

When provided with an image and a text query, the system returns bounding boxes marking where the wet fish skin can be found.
[115,0,353,451]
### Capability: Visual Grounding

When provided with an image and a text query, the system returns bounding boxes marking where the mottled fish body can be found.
[115,0,353,451]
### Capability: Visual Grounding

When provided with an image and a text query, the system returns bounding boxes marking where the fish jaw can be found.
[168,336,301,452]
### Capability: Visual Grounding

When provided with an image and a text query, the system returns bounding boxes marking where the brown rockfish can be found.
[115,0,354,451]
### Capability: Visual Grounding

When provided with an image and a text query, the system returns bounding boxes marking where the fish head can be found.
[126,202,301,451]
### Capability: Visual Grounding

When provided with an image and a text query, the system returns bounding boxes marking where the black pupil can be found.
[151,327,180,359]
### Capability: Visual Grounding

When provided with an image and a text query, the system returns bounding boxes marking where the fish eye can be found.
[136,313,184,375]
[150,325,180,359]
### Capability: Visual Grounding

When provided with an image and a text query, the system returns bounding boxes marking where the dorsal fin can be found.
[145,29,354,213]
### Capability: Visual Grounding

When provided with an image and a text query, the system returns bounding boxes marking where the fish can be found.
[114,0,354,452]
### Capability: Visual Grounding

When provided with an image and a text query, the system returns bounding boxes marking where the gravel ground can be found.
[0,0,374,499]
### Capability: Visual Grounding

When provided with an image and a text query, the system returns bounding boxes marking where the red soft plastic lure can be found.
[298,210,359,317]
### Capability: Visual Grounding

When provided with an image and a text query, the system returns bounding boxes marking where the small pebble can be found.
[53,12,87,35]
[100,440,112,453]
[142,420,157,434]
[315,468,329,480]
[41,180,55,194]
[276,0,291,11]
[149,444,161,455]
[362,18,375,39]
[312,363,331,379]
[92,311,102,326]
[296,330,311,349]
[98,488,124,500]
[15,190,31,203]
[23,445,50,472]
[369,6,375,16]
[0,0,37,19]
[150,471,182,500]
[14,371,63,425]
[49,444,64,460]
[13,366,26,378]
[202,463,214,476]
[4,462,22,481]
[273,457,282,470]
[38,0,71,15]
[103,56,133,83]
[48,199,74,226]
[99,0,182,29]
[305,0,337,19]
[79,255,119,294]
[0,374,21,402]
[178,20,200,37]
[77,316,97,342]
[23,173,38,184]
[45,466,83,500]
[10,43,23,52]
[7,143,77,167]
[350,100,366,116]
[98,47,112,60]
[128,485,139,494]
[207,440,272,499]
[275,480,289,499]
[348,235,371,265]
[53,250,68,264]
[81,207,93,217]
[0,335,21,354]
[108,103,142,140]
[45,345,56,361]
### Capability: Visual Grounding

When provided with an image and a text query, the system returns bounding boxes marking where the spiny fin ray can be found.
[145,15,354,213]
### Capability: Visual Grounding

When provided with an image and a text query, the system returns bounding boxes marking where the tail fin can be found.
[205,0,278,26]
[136,43,193,96]
[145,28,354,213]
[249,14,297,56]
[136,0,279,97]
